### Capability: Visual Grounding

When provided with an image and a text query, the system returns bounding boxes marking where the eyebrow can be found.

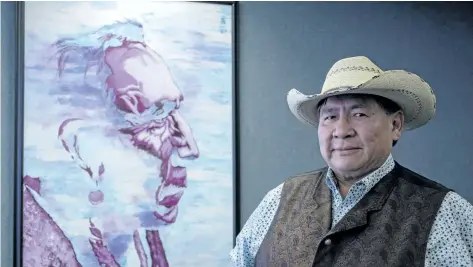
[319,103,368,114]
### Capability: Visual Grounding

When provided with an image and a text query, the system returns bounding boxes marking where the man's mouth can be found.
[333,147,361,151]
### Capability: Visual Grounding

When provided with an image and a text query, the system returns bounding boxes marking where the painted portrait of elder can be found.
[22,2,234,267]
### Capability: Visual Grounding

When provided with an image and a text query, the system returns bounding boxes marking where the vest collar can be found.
[328,163,400,234]
[325,153,395,198]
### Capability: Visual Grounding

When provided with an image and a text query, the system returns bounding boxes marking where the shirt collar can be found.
[325,154,395,195]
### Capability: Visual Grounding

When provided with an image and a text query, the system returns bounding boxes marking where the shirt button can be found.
[324,238,332,246]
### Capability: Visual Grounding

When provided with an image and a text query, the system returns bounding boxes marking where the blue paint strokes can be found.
[108,234,133,260]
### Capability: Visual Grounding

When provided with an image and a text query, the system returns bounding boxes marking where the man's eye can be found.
[324,116,336,121]
[353,113,366,117]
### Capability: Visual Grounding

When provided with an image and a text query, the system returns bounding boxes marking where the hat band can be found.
[323,86,357,95]
[327,66,382,77]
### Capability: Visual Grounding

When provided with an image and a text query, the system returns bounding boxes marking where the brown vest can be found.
[254,163,451,267]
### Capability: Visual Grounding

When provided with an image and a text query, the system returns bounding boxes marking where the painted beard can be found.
[118,114,190,224]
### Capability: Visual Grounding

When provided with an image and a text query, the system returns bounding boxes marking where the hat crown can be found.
[322,56,383,93]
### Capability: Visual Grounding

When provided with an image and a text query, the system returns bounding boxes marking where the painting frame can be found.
[13,1,240,266]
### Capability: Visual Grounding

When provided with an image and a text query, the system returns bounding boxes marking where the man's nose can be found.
[332,117,355,139]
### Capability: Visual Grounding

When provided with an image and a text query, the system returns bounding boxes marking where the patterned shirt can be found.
[230,154,473,266]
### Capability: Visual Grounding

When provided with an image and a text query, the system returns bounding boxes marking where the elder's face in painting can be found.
[105,43,200,226]
[56,42,200,233]
[109,43,199,159]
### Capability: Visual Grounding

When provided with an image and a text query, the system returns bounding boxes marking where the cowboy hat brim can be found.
[287,70,436,131]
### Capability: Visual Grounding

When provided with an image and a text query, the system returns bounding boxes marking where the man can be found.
[230,56,473,267]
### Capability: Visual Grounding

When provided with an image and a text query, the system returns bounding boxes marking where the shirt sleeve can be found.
[229,183,283,267]
[425,191,473,267]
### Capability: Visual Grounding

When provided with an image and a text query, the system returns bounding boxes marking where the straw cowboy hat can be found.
[287,56,436,131]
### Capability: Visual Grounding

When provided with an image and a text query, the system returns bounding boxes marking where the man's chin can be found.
[330,159,364,173]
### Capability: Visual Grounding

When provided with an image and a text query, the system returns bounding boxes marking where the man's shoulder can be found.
[288,166,328,180]
[282,167,329,188]
[396,164,452,193]
[260,167,329,202]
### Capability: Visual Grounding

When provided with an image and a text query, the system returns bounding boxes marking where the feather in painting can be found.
[22,2,234,266]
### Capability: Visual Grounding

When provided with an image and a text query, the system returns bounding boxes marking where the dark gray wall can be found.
[237,2,473,227]
[1,2,19,266]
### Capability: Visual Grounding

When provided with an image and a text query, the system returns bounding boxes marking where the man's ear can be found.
[392,110,404,140]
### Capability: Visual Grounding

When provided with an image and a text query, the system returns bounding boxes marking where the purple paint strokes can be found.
[98,162,105,176]
[89,220,103,239]
[145,230,169,267]
[159,162,169,185]
[73,135,84,161]
[168,110,200,159]
[102,40,184,115]
[58,118,82,154]
[23,176,82,267]
[157,138,173,161]
[80,165,94,179]
[153,205,178,224]
[97,162,106,184]
[57,118,82,138]
[61,139,71,153]
[23,175,42,195]
[88,190,105,205]
[133,230,149,267]
[158,191,184,208]
[88,240,121,267]
[164,165,187,188]
[88,220,120,267]
[59,118,97,180]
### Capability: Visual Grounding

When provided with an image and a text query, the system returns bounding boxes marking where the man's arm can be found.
[425,191,473,267]
[230,183,283,267]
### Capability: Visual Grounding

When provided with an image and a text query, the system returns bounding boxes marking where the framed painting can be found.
[15,1,238,266]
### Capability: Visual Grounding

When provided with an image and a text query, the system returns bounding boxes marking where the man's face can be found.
[317,95,403,180]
